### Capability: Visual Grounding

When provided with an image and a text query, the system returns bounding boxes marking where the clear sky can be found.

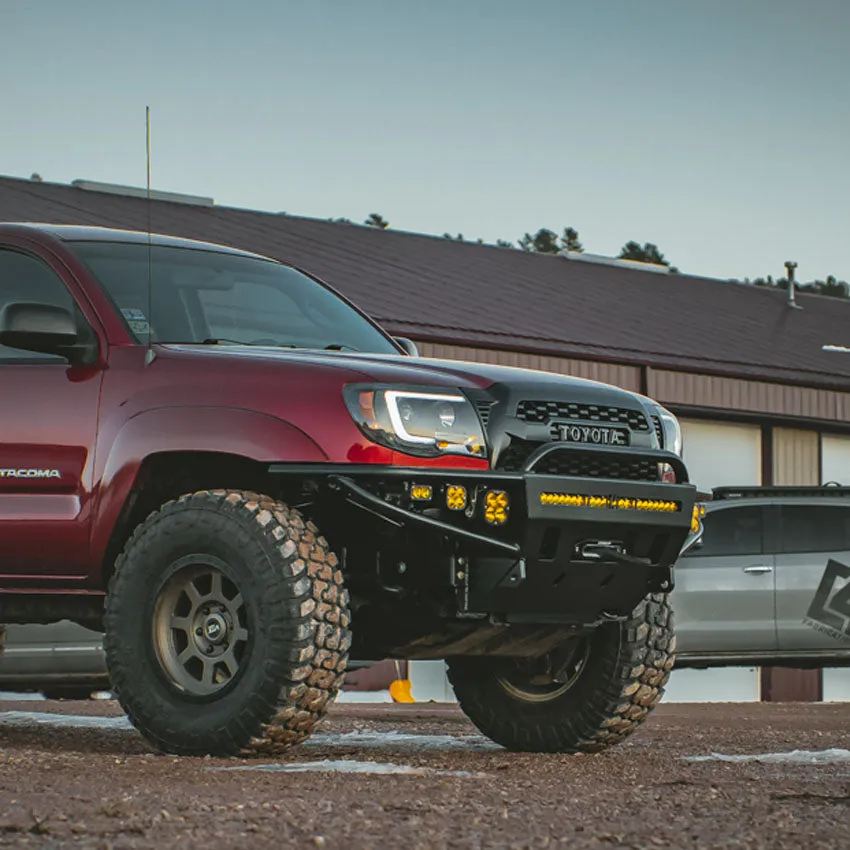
[2,0,848,283]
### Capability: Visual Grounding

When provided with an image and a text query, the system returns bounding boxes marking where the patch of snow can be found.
[0,711,500,752]
[0,692,46,701]
[0,710,132,730]
[210,758,477,776]
[304,729,501,751]
[683,748,850,765]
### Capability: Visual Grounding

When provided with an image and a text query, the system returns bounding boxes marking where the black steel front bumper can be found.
[269,447,700,624]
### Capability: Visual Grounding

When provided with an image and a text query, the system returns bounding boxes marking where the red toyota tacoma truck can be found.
[0,223,702,756]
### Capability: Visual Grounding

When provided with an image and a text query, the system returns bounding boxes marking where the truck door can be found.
[0,246,104,584]
[775,502,850,651]
[672,503,777,654]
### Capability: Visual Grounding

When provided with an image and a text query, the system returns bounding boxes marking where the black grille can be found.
[651,415,664,448]
[475,400,494,429]
[497,440,659,482]
[516,401,650,431]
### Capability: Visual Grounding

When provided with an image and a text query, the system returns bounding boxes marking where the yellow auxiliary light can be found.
[446,485,468,511]
[691,503,706,533]
[410,484,433,502]
[484,490,510,525]
[539,493,681,513]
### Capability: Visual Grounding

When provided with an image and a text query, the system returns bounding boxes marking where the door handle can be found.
[743,565,773,574]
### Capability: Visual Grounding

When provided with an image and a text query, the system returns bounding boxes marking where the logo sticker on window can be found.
[804,559,850,642]
[121,308,150,336]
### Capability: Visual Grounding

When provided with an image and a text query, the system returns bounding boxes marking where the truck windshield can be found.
[67,240,400,354]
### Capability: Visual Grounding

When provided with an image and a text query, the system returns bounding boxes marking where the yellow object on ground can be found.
[389,660,415,703]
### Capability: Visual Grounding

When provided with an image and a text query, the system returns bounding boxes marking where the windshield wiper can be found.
[200,338,297,348]
[199,338,357,351]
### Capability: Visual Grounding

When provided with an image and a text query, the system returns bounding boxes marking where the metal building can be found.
[3,173,849,702]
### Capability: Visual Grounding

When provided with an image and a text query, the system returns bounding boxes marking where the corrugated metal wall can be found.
[772,427,820,485]
[414,342,642,391]
[648,369,850,425]
[411,346,850,426]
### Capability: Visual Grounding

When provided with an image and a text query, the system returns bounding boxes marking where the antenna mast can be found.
[145,106,155,364]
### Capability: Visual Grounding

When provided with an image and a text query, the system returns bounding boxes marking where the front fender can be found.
[90,406,327,576]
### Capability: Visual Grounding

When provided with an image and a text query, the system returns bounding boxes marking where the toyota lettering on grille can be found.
[554,424,630,446]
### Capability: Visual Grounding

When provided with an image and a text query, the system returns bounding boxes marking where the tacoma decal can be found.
[804,559,850,642]
[0,469,62,479]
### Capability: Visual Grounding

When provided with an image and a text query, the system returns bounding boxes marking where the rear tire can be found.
[104,489,351,756]
[446,593,675,753]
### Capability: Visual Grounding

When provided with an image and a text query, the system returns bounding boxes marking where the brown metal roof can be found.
[2,174,849,392]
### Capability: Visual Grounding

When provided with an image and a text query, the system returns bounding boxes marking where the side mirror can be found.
[394,336,419,357]
[0,301,81,361]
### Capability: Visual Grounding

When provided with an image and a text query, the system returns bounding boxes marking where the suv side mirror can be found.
[394,337,419,357]
[0,301,81,361]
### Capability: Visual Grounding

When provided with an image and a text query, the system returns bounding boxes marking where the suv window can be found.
[779,505,850,554]
[686,505,763,557]
[0,249,76,362]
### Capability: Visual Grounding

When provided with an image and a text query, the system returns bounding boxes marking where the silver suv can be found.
[672,485,850,669]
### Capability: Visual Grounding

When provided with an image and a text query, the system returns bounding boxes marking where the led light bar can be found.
[539,493,680,513]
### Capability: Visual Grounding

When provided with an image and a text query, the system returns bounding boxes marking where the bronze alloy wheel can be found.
[104,489,351,756]
[152,558,249,696]
[446,593,676,753]
[495,639,591,704]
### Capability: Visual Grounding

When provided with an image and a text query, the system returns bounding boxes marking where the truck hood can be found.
[162,344,654,411]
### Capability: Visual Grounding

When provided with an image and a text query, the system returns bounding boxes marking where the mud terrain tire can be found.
[446,593,674,753]
[104,489,350,757]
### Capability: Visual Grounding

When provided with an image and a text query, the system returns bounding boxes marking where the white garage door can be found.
[817,434,850,700]
[672,420,763,701]
[680,419,762,494]
[663,667,761,703]
[822,434,850,486]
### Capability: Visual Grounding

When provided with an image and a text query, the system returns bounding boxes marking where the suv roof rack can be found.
[712,483,850,500]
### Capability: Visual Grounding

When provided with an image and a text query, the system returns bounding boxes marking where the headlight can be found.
[344,386,487,458]
[656,406,683,457]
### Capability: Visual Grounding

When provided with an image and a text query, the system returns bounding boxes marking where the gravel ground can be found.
[2,698,850,849]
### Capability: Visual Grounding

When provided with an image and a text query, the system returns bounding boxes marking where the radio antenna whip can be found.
[144,105,155,365]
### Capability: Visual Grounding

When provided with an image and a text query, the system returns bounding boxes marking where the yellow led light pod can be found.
[483,490,510,525]
[410,484,433,501]
[446,485,468,511]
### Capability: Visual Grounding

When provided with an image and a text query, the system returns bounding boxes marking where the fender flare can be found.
[90,406,327,577]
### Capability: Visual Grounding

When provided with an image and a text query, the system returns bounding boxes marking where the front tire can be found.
[446,593,675,753]
[104,489,351,757]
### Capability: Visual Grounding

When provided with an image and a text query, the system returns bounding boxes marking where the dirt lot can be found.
[2,698,850,849]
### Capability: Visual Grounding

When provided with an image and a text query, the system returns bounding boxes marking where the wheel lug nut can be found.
[195,627,203,636]
[205,645,214,654]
